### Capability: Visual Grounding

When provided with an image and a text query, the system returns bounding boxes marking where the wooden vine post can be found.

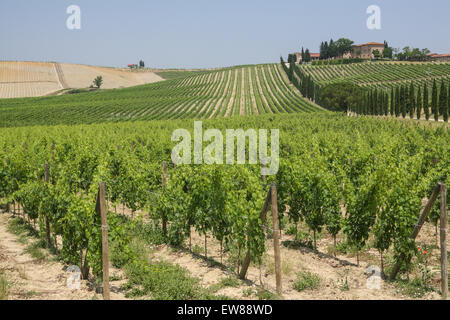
[239,184,283,297]
[162,162,168,236]
[239,188,271,280]
[439,183,448,300]
[271,184,282,295]
[96,181,110,300]
[390,183,441,280]
[44,163,51,247]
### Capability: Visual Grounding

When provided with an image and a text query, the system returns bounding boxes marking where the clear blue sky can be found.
[1,0,449,69]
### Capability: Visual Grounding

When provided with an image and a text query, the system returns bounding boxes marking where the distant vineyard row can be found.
[299,61,450,92]
[0,64,322,128]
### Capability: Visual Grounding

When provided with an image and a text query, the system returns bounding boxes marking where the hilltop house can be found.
[428,53,450,62]
[347,42,385,59]
[295,52,320,63]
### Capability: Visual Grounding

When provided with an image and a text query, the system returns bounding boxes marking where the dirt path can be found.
[224,70,239,117]
[209,70,233,119]
[254,66,272,114]
[0,213,126,300]
[54,63,68,89]
[239,68,246,116]
[152,227,441,300]
[248,67,259,115]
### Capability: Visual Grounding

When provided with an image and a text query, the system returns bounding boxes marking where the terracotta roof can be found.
[294,52,320,58]
[354,42,384,47]
[430,54,450,58]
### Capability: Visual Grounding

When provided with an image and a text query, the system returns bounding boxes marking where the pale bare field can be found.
[0,61,164,99]
[0,61,60,98]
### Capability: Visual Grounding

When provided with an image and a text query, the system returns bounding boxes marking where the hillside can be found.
[0,64,322,127]
[299,61,450,91]
[0,61,163,99]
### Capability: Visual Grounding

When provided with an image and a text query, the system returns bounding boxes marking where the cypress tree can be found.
[404,84,410,118]
[378,91,383,115]
[416,86,422,120]
[390,87,395,116]
[432,79,438,121]
[396,86,401,117]
[424,82,430,120]
[372,89,378,115]
[439,79,447,117]
[443,81,448,122]
[446,83,450,122]
[371,90,375,115]
[385,92,389,116]
[409,82,415,119]
[401,85,407,118]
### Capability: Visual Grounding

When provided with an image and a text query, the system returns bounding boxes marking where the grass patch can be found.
[219,276,241,288]
[293,271,321,292]
[0,273,10,300]
[395,277,436,298]
[25,241,47,262]
[256,288,278,300]
[7,217,37,238]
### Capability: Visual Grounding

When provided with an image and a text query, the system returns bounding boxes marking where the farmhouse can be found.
[349,42,385,59]
[295,52,320,63]
[428,53,450,62]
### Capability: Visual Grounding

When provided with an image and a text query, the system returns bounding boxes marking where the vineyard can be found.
[0,113,448,299]
[299,61,450,91]
[0,64,321,127]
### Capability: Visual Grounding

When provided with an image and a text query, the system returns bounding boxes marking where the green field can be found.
[299,61,450,91]
[0,64,321,128]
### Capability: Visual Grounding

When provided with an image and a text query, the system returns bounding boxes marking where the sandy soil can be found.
[224,70,239,117]
[150,222,444,300]
[0,61,163,99]
[0,212,127,300]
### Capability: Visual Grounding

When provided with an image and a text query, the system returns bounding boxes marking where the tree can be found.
[416,86,422,120]
[304,49,311,63]
[438,79,447,117]
[319,82,366,113]
[301,47,305,63]
[446,83,450,122]
[335,38,354,57]
[93,76,103,89]
[139,60,145,68]
[409,82,415,119]
[319,42,325,60]
[328,39,337,59]
[372,50,381,60]
[401,85,407,118]
[390,88,394,116]
[384,92,389,116]
[395,86,401,117]
[431,79,438,121]
[423,83,430,120]
[383,47,393,59]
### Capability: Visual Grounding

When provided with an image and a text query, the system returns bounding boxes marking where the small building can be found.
[350,42,385,59]
[294,52,320,63]
[428,53,450,62]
